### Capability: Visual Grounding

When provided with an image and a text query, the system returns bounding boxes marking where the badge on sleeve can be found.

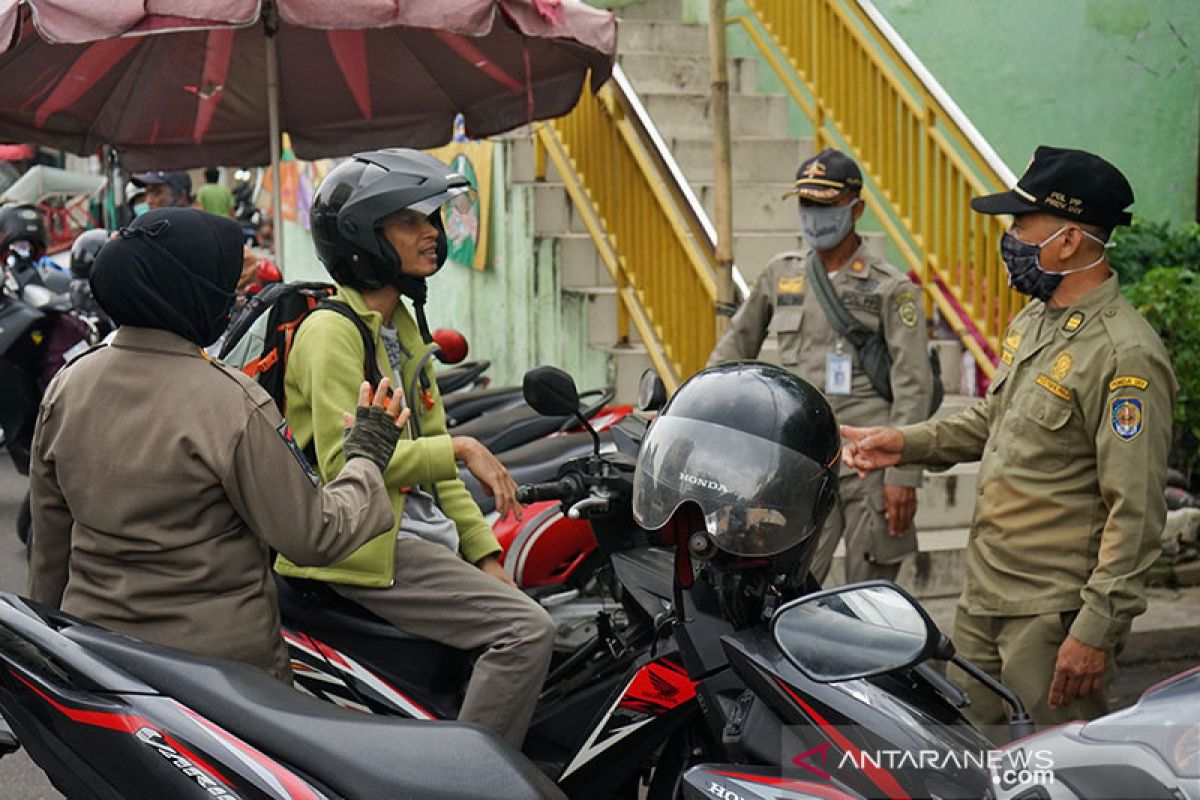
[1110,398,1144,442]
[277,421,321,487]
[895,291,919,327]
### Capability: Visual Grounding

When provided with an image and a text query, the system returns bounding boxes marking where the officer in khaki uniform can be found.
[710,149,932,584]
[843,147,1176,728]
[28,209,399,682]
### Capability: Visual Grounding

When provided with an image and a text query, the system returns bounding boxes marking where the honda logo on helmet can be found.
[680,472,728,493]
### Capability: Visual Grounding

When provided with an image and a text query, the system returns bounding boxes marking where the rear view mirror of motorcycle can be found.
[636,368,667,413]
[523,365,601,455]
[771,581,940,683]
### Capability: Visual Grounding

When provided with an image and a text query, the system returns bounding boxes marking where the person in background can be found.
[196,167,236,218]
[131,170,192,210]
[708,148,932,585]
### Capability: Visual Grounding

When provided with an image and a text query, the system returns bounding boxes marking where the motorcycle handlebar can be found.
[517,477,580,504]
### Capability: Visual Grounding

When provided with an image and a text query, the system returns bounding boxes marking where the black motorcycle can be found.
[2,249,94,546]
[272,367,1042,799]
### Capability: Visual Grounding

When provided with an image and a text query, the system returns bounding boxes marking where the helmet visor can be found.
[632,416,835,557]
[408,184,476,217]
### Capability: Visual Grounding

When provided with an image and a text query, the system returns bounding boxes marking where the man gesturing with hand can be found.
[842,146,1176,730]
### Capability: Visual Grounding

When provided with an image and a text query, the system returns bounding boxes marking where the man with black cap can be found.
[709,147,933,585]
[842,146,1177,727]
[131,169,193,210]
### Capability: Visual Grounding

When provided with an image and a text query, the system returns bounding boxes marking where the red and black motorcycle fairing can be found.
[0,595,563,800]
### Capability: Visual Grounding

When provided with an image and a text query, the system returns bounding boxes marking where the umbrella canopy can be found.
[0,0,616,170]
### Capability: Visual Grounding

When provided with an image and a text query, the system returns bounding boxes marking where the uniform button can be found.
[1104,309,1116,318]
[1037,409,1045,420]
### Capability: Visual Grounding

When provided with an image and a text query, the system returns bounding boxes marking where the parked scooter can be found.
[2,208,94,546]
[0,594,564,799]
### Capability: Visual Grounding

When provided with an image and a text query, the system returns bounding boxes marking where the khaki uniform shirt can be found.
[28,327,394,679]
[899,274,1176,650]
[710,241,932,486]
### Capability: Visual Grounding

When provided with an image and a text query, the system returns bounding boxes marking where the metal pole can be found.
[708,0,736,337]
[266,30,284,270]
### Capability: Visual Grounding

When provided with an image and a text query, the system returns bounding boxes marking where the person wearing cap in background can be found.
[842,146,1177,728]
[709,147,933,585]
[131,170,193,210]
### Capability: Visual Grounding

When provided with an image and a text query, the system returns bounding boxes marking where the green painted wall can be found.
[859,0,1199,225]
[277,143,610,391]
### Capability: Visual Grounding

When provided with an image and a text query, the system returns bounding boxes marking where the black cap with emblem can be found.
[786,147,863,204]
[971,145,1134,229]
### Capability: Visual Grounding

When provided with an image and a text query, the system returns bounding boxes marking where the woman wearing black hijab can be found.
[27,208,406,680]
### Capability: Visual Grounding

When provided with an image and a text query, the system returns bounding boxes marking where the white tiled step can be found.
[666,136,814,184]
[618,53,759,95]
[639,92,790,139]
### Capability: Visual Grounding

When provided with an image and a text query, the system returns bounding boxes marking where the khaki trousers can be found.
[333,537,556,747]
[809,470,912,585]
[947,601,1119,731]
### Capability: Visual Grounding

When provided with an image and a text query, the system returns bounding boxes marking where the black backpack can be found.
[219,281,381,414]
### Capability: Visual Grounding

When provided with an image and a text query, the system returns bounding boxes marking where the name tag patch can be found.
[1111,398,1144,441]
[1035,374,1071,401]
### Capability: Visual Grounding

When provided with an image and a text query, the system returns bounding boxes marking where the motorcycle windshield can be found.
[632,415,832,557]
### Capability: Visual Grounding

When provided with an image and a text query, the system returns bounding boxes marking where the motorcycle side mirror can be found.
[523,365,601,455]
[524,365,582,417]
[771,581,940,683]
[432,328,469,365]
[636,368,667,412]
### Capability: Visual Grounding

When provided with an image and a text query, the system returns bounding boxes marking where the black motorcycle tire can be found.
[16,492,31,547]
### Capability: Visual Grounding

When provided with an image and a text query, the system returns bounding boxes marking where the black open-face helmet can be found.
[0,203,49,260]
[70,229,110,280]
[633,363,840,558]
[309,148,473,293]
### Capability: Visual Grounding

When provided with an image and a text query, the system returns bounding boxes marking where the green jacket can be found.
[275,286,501,587]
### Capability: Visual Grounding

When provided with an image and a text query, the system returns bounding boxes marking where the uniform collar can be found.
[110,326,210,358]
[1031,272,1121,340]
[836,238,874,281]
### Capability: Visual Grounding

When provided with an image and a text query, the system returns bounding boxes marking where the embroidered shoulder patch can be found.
[1111,398,1144,442]
[1109,376,1149,392]
[277,421,321,487]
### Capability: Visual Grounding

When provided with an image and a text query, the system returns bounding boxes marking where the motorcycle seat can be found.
[443,386,525,427]
[452,404,573,454]
[62,625,562,800]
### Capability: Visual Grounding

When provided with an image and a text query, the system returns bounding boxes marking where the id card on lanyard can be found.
[825,338,852,395]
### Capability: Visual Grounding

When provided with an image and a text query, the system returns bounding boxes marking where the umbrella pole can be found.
[266,30,284,270]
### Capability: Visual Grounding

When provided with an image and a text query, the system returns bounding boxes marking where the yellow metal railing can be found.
[535,67,720,391]
[740,0,1025,373]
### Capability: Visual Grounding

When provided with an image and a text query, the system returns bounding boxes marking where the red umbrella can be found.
[0,0,616,169]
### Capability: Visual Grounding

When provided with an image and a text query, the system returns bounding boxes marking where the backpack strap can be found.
[805,253,874,350]
[313,300,383,388]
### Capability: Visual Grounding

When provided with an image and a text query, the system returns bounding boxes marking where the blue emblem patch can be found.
[1111,398,1144,442]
